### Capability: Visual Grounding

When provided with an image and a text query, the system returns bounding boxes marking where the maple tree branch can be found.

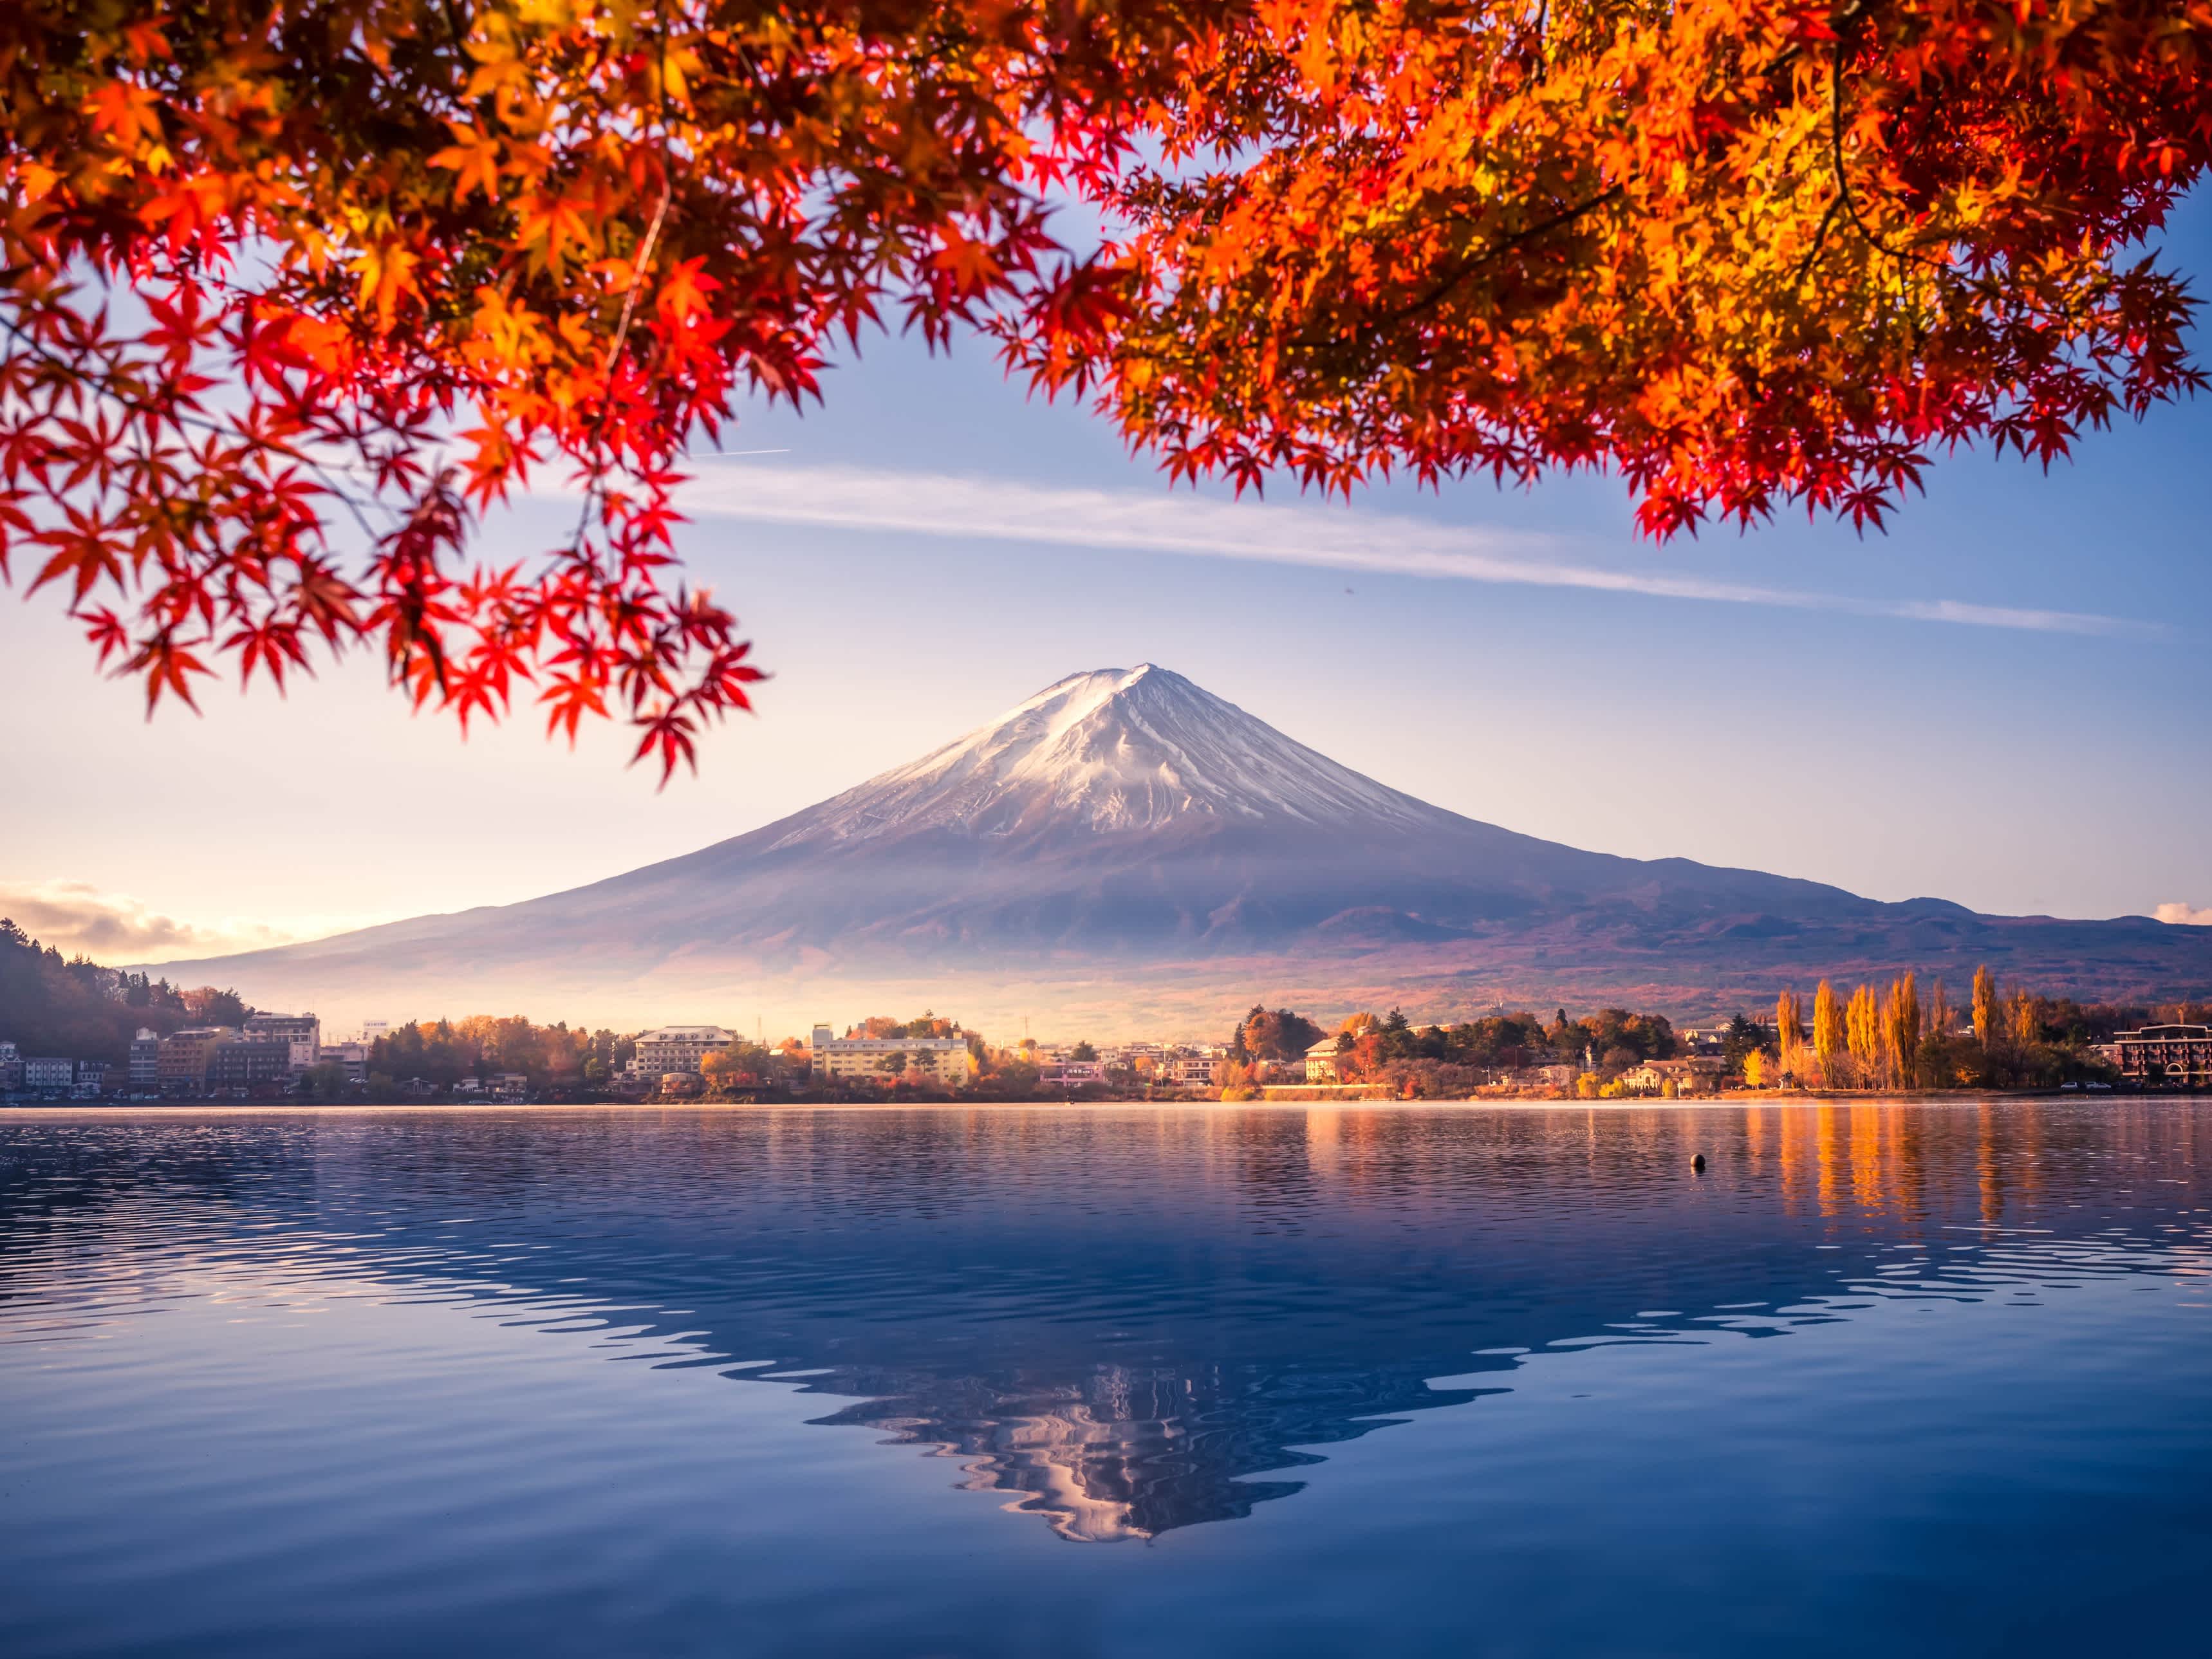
[566,181,673,555]
[1821,46,2101,355]
[0,311,391,546]
[568,22,678,560]
[1791,193,1844,288]
[1390,183,1626,326]
[1825,48,1996,303]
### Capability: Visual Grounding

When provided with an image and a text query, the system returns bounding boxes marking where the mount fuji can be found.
[159,665,2212,1033]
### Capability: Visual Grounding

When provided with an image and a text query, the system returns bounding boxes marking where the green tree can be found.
[1722,1014,1765,1070]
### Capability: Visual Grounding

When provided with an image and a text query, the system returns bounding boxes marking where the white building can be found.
[1304,1039,1343,1083]
[245,1012,322,1074]
[315,1042,373,1084]
[810,1024,969,1089]
[128,1028,161,1088]
[627,1026,738,1077]
[1158,1053,1222,1088]
[23,1056,75,1091]
[1039,1059,1106,1086]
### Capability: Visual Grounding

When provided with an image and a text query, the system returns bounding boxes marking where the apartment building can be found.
[128,1028,162,1088]
[2110,1024,2212,1087]
[627,1026,738,1078]
[158,1027,236,1093]
[810,1024,969,1089]
[245,1012,322,1074]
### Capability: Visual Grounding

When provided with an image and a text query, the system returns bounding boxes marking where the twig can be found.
[1825,48,2000,304]
[570,23,678,556]
[0,312,392,543]
[1791,193,1843,288]
[1389,183,1626,326]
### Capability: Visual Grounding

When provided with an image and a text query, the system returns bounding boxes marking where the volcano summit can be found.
[159,665,2212,1033]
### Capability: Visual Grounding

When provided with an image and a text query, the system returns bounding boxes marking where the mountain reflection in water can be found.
[2,1102,2207,1547]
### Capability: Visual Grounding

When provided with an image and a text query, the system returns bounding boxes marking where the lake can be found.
[3,1101,2208,1658]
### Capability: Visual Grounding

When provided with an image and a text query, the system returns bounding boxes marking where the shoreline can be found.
[0,1091,2149,1119]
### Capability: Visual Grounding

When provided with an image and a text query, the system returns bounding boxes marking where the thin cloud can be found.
[2155,902,2212,926]
[0,880,376,964]
[676,461,2154,638]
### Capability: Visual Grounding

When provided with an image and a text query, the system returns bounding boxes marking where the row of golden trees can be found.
[1761,966,2061,1091]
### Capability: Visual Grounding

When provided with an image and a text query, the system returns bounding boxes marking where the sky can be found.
[5,197,2211,965]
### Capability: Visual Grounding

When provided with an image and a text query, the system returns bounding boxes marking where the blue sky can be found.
[3,196,2208,963]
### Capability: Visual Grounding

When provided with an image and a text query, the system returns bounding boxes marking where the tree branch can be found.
[1364,181,1628,336]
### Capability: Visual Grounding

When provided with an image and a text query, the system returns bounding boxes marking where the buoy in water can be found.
[1691,1153,1707,1173]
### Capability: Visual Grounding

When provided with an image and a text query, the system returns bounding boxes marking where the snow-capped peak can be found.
[774,665,1443,846]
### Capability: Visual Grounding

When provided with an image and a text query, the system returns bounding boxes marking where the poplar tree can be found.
[1846,985,1882,1088]
[1775,989,1803,1086]
[1886,974,1922,1091]
[1973,965,1998,1049]
[1813,980,1846,1088]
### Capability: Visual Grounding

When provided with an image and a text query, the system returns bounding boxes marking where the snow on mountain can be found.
[772,665,1441,846]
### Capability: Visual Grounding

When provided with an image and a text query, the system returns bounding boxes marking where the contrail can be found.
[671,460,2155,638]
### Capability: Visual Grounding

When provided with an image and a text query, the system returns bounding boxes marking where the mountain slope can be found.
[153,666,2212,1032]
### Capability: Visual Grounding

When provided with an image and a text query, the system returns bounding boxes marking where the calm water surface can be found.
[3,1101,2208,1657]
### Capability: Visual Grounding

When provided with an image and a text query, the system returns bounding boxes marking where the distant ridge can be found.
[151,665,2212,1033]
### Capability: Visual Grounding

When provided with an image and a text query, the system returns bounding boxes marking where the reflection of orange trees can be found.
[1978,1102,2004,1225]
[1763,1102,1931,1220]
[1817,1105,1843,1216]
[1846,1106,1885,1215]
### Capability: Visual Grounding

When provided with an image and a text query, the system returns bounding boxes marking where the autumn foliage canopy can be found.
[5,0,2207,770]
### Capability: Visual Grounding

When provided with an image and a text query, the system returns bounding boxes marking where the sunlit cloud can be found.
[0,880,384,965]
[674,461,2155,638]
[2155,902,2212,926]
